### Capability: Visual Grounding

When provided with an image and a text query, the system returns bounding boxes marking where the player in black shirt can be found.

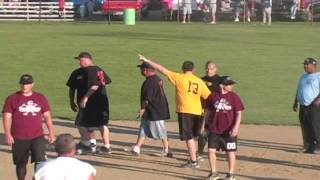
[198,61,220,160]
[130,62,172,157]
[67,52,112,154]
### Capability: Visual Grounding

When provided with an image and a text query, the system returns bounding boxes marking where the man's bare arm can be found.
[138,54,170,75]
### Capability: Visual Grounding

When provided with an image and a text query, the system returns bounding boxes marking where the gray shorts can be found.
[183,3,192,15]
[139,119,168,140]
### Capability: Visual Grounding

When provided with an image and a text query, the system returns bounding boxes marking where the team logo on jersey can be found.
[206,81,212,87]
[76,75,83,80]
[214,98,231,112]
[19,100,41,116]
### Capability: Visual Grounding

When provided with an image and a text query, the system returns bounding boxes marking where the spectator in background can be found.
[162,0,173,20]
[2,74,55,180]
[58,0,65,17]
[208,0,217,24]
[182,0,192,23]
[293,58,320,154]
[303,0,312,21]
[290,0,300,20]
[234,0,252,22]
[262,0,272,25]
[220,0,231,12]
[34,134,96,180]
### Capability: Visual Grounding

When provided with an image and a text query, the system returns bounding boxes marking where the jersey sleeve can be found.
[104,72,112,85]
[2,95,14,113]
[205,94,215,110]
[66,70,76,88]
[233,93,245,112]
[40,94,51,113]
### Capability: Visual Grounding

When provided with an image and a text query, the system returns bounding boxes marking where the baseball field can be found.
[0,21,320,179]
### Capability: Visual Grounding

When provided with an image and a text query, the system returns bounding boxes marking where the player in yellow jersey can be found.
[138,54,211,168]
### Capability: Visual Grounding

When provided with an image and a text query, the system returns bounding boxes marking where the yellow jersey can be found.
[167,71,211,115]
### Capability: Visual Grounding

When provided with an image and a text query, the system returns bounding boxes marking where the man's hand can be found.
[138,54,148,62]
[293,103,298,112]
[80,97,88,108]
[137,109,145,119]
[230,128,239,137]
[5,134,14,146]
[70,102,78,112]
[47,132,56,144]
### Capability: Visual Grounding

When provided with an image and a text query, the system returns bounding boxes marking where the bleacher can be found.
[0,1,74,21]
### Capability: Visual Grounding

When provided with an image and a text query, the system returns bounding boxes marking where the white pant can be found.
[263,7,272,24]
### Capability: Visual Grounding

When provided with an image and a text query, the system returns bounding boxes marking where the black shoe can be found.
[313,148,320,154]
[76,142,92,155]
[99,146,112,154]
[303,148,314,154]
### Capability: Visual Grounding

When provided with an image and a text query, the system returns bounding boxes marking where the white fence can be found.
[0,1,74,21]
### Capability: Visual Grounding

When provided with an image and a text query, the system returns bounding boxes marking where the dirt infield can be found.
[1,119,320,180]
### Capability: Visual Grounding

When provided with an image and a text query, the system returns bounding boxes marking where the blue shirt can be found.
[297,72,320,106]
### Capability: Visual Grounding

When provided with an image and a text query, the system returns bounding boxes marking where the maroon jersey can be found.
[206,92,244,135]
[2,91,50,139]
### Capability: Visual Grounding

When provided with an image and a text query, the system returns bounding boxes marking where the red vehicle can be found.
[102,0,142,14]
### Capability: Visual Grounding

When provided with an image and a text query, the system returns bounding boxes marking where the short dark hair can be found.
[54,134,76,155]
[182,61,194,72]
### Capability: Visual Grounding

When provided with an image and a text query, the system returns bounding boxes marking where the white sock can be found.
[90,139,97,145]
[104,144,110,148]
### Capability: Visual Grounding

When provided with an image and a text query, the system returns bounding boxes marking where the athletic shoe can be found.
[99,146,112,154]
[225,173,236,180]
[247,18,251,22]
[76,142,92,155]
[131,145,140,155]
[210,21,216,24]
[182,21,186,24]
[181,160,199,168]
[160,149,173,158]
[234,18,239,22]
[207,172,219,180]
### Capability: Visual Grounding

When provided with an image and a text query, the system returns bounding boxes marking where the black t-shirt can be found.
[85,65,111,112]
[66,66,111,112]
[202,74,220,93]
[141,75,170,121]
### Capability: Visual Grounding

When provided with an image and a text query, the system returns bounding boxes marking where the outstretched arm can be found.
[138,54,170,76]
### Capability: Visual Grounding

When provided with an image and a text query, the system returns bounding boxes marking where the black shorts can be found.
[178,113,203,141]
[76,107,109,128]
[12,136,46,165]
[208,132,237,152]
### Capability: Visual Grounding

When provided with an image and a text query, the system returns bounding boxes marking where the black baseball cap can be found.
[303,57,317,65]
[19,74,34,84]
[137,62,154,69]
[74,52,92,60]
[219,76,236,85]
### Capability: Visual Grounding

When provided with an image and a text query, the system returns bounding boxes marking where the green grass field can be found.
[0,21,319,125]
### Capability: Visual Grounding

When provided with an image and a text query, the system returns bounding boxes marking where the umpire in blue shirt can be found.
[293,57,320,154]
